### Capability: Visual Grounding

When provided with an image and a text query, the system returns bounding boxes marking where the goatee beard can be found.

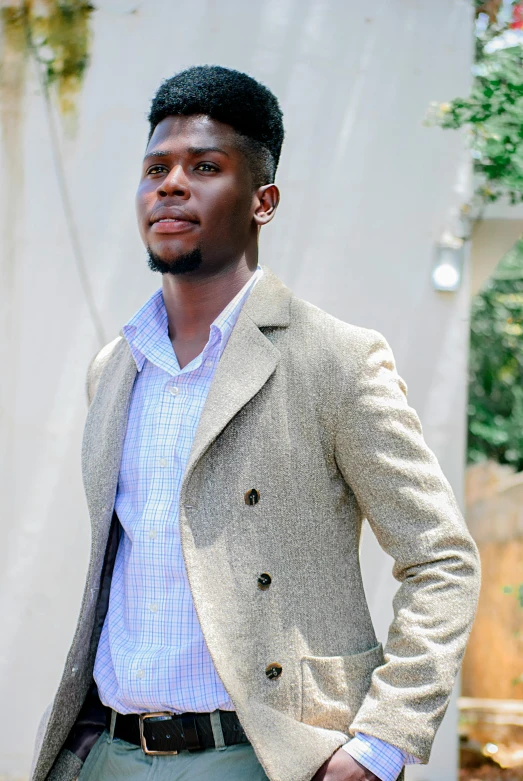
[146,247,203,276]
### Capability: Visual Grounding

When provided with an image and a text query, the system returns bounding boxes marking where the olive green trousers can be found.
[77,731,269,781]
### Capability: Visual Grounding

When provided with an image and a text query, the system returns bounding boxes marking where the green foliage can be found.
[428,3,523,470]
[427,1,523,207]
[433,45,523,205]
[469,241,523,468]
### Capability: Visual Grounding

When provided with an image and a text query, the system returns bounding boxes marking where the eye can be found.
[195,162,219,173]
[146,165,167,176]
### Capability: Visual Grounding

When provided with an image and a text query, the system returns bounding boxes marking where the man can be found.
[32,65,480,781]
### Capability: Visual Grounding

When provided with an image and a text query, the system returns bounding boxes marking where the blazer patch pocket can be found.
[300,643,384,732]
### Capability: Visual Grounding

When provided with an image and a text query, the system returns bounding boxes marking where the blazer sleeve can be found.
[333,330,480,763]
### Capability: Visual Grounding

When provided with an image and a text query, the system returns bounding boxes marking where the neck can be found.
[161,253,257,368]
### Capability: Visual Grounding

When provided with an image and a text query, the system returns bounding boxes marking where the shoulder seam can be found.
[86,336,123,405]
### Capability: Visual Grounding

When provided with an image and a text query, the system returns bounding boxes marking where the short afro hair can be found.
[148,65,284,188]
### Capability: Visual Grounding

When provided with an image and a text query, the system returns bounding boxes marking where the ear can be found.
[253,184,280,226]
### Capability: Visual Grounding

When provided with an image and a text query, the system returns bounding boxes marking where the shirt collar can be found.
[123,266,263,373]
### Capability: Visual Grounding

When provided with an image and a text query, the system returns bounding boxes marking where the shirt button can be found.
[149,603,159,613]
[148,529,157,540]
[158,458,167,467]
[136,669,145,679]
[205,359,213,368]
[168,385,179,396]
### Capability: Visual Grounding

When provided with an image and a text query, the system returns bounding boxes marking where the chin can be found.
[147,246,203,276]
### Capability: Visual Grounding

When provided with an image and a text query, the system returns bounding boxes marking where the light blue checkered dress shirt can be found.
[93,267,418,780]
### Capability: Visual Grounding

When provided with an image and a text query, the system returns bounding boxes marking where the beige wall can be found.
[463,463,523,700]
[471,218,523,296]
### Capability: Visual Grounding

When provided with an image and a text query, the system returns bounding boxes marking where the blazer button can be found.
[245,488,260,506]
[265,662,282,680]
[257,573,272,590]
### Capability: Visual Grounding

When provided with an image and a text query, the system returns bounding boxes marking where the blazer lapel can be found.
[81,339,137,546]
[184,268,292,480]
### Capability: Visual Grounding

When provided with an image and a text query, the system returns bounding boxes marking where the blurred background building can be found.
[2,1,520,779]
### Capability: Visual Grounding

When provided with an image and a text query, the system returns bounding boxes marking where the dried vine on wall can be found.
[1,0,94,116]
[0,2,106,347]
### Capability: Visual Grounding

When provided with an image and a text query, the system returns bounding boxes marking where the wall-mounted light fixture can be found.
[431,235,465,292]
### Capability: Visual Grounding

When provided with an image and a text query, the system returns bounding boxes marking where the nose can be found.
[157,164,190,199]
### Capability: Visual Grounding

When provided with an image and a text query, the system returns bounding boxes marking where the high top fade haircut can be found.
[148,65,284,189]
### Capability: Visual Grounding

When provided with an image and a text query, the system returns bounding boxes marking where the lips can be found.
[150,207,198,235]
[150,207,198,225]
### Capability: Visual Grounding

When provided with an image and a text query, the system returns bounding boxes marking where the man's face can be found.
[136,114,258,275]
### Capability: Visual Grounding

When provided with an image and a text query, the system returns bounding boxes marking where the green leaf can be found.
[468,240,523,470]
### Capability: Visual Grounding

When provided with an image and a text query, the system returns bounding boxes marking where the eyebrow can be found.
[143,146,230,162]
[188,146,230,157]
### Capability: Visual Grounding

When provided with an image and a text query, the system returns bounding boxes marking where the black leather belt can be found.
[107,708,249,755]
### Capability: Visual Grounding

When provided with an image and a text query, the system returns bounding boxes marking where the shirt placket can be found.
[130,369,183,702]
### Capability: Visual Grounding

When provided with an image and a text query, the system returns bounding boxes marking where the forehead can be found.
[146,114,240,155]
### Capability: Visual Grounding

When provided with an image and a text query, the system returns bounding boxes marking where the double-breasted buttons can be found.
[265,662,283,680]
[257,573,272,590]
[245,488,260,506]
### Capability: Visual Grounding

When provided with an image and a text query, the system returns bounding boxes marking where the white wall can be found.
[0,1,473,778]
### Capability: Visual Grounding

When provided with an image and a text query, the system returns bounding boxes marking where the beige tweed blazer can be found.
[32,268,480,781]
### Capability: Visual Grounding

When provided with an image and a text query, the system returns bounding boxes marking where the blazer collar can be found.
[242,265,292,328]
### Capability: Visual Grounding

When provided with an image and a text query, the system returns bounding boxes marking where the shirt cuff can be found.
[342,733,421,781]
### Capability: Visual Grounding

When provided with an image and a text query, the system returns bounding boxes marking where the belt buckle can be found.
[139,712,178,756]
